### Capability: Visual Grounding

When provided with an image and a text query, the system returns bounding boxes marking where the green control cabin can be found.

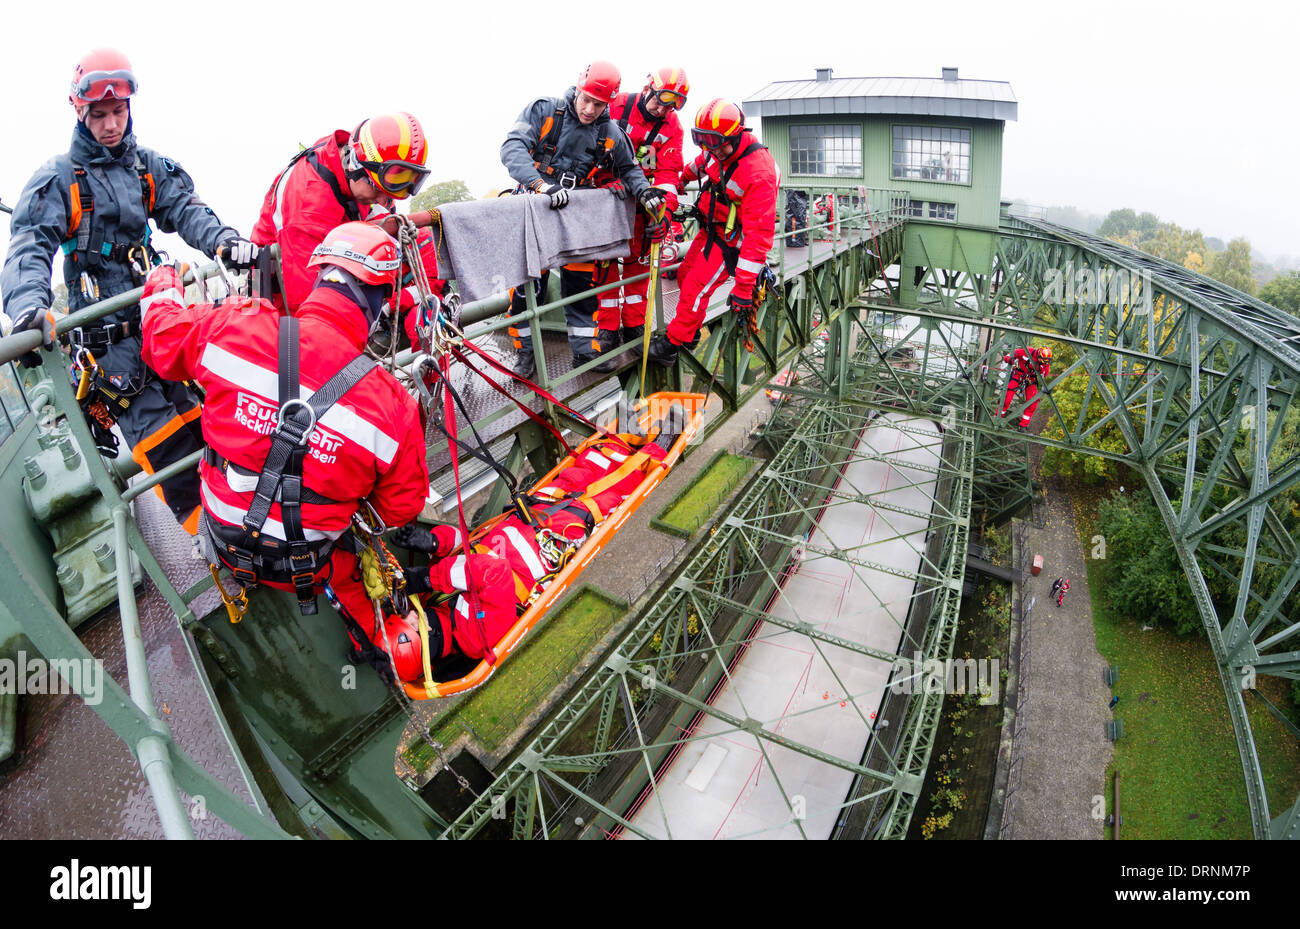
[745,67,1017,305]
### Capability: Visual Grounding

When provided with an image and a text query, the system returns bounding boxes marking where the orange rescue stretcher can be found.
[403,391,706,699]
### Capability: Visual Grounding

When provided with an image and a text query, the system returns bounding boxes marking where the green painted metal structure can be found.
[0,189,1297,839]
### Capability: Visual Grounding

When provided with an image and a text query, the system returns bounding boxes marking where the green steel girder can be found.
[851,217,1300,838]
[440,346,975,839]
[445,213,1296,840]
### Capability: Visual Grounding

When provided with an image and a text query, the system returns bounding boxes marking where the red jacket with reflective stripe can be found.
[251,132,446,317]
[1004,347,1050,381]
[597,92,685,211]
[427,552,517,661]
[681,133,779,298]
[252,132,376,312]
[140,265,429,539]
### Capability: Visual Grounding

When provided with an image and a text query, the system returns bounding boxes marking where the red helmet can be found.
[1038,347,1052,360]
[70,48,137,110]
[646,67,690,111]
[383,612,425,682]
[576,61,621,104]
[307,222,402,289]
[692,98,745,151]
[347,112,430,199]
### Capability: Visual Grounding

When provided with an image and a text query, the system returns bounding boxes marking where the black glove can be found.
[607,179,628,201]
[11,307,57,369]
[531,180,569,209]
[388,523,437,554]
[638,186,667,216]
[728,292,753,314]
[218,236,259,269]
[403,566,435,595]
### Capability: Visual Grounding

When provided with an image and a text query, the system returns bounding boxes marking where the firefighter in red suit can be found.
[813,194,837,239]
[590,68,689,366]
[391,436,671,660]
[251,112,446,342]
[140,222,433,683]
[648,98,779,365]
[999,346,1052,429]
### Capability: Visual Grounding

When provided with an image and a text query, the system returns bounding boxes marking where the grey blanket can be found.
[435,190,635,302]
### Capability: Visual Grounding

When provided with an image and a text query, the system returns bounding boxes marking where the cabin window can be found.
[790,124,862,177]
[893,197,922,218]
[928,201,957,221]
[892,126,971,184]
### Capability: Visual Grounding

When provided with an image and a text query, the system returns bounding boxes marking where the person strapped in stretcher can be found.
[387,429,676,671]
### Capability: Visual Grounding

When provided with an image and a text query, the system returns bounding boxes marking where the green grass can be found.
[1072,489,1300,838]
[403,586,625,772]
[655,452,755,536]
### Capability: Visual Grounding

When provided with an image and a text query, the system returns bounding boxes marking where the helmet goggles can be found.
[651,88,686,110]
[360,158,430,198]
[74,68,137,103]
[691,127,733,151]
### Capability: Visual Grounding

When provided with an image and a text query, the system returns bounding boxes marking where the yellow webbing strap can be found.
[361,541,440,698]
[411,594,436,698]
[640,239,661,400]
[579,497,604,522]
[585,451,651,498]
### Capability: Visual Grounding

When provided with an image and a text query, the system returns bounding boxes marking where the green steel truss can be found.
[443,381,974,840]
[439,214,1300,840]
[4,193,1296,839]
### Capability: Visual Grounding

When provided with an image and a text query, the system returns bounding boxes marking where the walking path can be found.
[1010,484,1112,839]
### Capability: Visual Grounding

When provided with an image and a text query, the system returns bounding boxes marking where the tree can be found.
[1097,489,1200,635]
[1259,270,1300,316]
[1097,208,1138,239]
[1141,222,1206,267]
[1207,238,1256,295]
[409,179,474,213]
[1038,339,1136,484]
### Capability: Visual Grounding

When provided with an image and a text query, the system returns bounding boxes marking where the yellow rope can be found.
[359,538,438,697]
[359,545,389,601]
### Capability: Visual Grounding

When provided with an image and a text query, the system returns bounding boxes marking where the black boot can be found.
[514,348,536,380]
[593,328,621,373]
[648,334,681,367]
[621,325,645,351]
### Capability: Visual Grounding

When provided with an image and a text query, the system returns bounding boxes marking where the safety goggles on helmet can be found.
[73,68,137,103]
[691,128,733,151]
[651,88,686,110]
[358,158,430,198]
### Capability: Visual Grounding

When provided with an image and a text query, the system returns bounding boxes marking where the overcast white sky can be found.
[2,0,1297,272]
